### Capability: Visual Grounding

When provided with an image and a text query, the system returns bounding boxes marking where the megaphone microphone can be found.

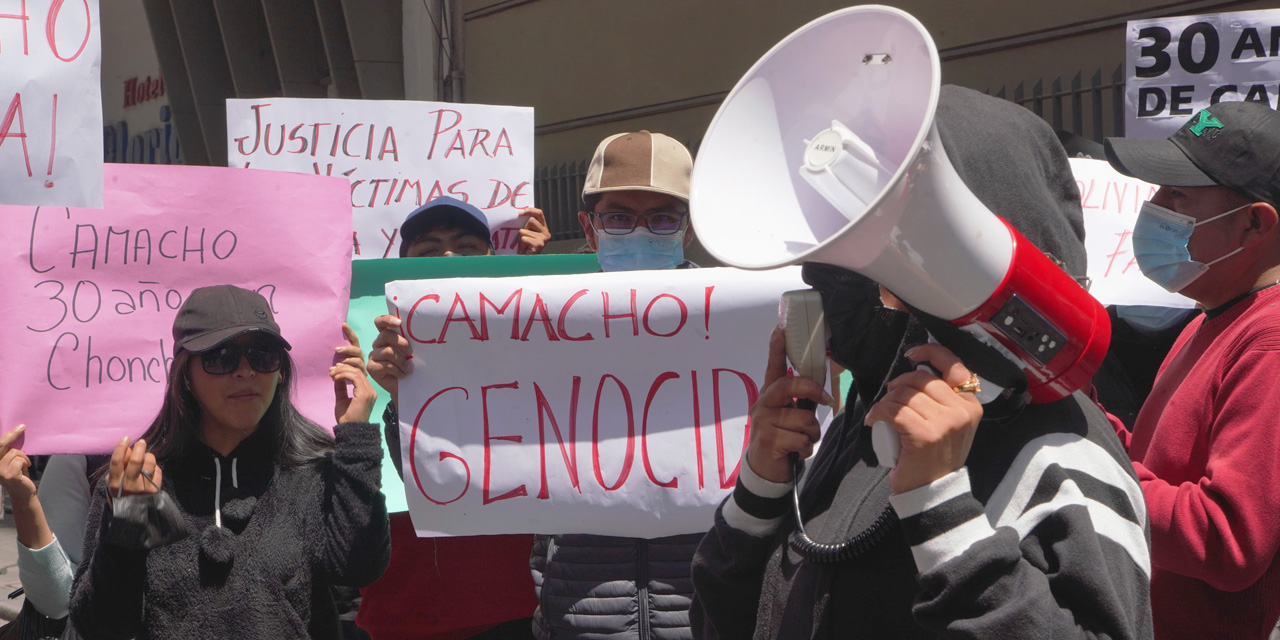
[691,6,1110,446]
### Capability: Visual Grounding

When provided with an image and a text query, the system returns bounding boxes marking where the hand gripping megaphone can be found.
[690,5,1109,407]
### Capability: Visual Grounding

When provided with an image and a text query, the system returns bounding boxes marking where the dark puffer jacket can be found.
[532,533,701,640]
[69,423,390,640]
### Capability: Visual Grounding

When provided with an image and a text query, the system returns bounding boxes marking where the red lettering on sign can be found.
[482,382,527,504]
[535,378,582,499]
[592,374,635,491]
[641,372,681,489]
[409,387,471,505]
[713,368,758,489]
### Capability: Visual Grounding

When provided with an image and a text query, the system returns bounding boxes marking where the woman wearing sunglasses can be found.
[69,285,389,640]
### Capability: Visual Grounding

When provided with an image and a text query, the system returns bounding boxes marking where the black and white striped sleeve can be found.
[690,456,792,640]
[888,433,1154,639]
[720,453,793,537]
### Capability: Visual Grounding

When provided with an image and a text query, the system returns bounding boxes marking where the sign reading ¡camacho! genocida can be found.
[0,164,353,454]
[226,98,535,260]
[388,267,835,539]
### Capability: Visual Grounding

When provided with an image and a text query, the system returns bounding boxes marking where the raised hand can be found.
[515,207,550,255]
[109,437,163,500]
[863,343,983,494]
[744,327,834,484]
[0,425,35,504]
[333,322,377,424]
[367,314,413,403]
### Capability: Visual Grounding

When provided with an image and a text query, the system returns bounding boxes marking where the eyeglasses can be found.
[200,343,284,375]
[590,210,688,235]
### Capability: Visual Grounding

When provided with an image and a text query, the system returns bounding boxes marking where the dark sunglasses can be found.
[200,343,284,375]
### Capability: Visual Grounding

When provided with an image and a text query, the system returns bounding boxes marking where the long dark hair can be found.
[137,343,335,467]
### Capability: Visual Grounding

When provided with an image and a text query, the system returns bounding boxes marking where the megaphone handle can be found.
[871,421,899,468]
[870,362,941,469]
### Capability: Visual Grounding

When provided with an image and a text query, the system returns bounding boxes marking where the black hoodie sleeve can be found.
[321,422,391,587]
[383,401,403,481]
[68,481,147,640]
[690,454,794,639]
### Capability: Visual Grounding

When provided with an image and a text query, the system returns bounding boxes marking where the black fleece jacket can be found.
[69,422,391,640]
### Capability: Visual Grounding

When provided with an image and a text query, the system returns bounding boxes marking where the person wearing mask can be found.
[689,86,1152,638]
[369,131,702,640]
[69,285,389,639]
[359,197,550,640]
[1103,100,1280,639]
[531,132,700,640]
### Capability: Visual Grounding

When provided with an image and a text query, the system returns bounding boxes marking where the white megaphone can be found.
[690,5,1110,407]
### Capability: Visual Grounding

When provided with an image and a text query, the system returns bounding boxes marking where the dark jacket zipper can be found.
[637,538,651,639]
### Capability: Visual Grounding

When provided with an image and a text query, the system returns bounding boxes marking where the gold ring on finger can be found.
[953,374,981,395]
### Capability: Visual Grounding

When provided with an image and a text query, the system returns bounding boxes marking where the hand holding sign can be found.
[368,314,413,401]
[514,207,550,255]
[0,425,36,504]
[108,437,163,500]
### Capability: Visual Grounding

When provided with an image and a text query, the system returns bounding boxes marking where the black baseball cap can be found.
[399,196,493,257]
[1105,101,1280,206]
[172,285,291,354]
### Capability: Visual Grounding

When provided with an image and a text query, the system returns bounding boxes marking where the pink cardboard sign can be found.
[0,164,353,454]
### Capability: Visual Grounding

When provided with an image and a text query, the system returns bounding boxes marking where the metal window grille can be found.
[534,70,1126,241]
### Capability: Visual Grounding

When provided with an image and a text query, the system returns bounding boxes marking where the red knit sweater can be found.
[1121,285,1280,640]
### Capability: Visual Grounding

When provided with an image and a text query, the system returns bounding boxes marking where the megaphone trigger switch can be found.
[871,421,899,469]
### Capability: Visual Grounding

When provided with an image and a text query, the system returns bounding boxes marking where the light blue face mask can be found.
[1115,305,1196,335]
[596,229,685,272]
[1131,201,1250,292]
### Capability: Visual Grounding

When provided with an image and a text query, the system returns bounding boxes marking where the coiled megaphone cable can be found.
[787,451,898,564]
[785,397,898,565]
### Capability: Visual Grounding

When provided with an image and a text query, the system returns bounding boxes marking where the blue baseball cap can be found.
[399,196,493,257]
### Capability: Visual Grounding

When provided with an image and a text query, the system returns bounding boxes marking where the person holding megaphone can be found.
[688,83,1153,637]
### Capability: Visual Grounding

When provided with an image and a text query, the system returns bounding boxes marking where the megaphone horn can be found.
[690,5,1109,404]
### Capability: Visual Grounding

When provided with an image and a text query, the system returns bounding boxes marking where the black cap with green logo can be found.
[1104,100,1280,206]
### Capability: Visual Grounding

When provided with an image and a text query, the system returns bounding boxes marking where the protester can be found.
[531,130,700,640]
[69,285,389,639]
[689,85,1152,638]
[1102,100,1280,639]
[0,427,86,639]
[399,196,550,258]
[370,131,701,640]
[360,197,550,640]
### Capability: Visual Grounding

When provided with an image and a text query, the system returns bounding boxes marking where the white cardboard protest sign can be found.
[1070,158,1194,309]
[1126,8,1280,138]
[226,98,534,259]
[0,0,103,207]
[389,267,820,538]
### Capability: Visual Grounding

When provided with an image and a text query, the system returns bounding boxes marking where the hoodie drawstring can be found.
[213,458,223,529]
[212,456,242,530]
